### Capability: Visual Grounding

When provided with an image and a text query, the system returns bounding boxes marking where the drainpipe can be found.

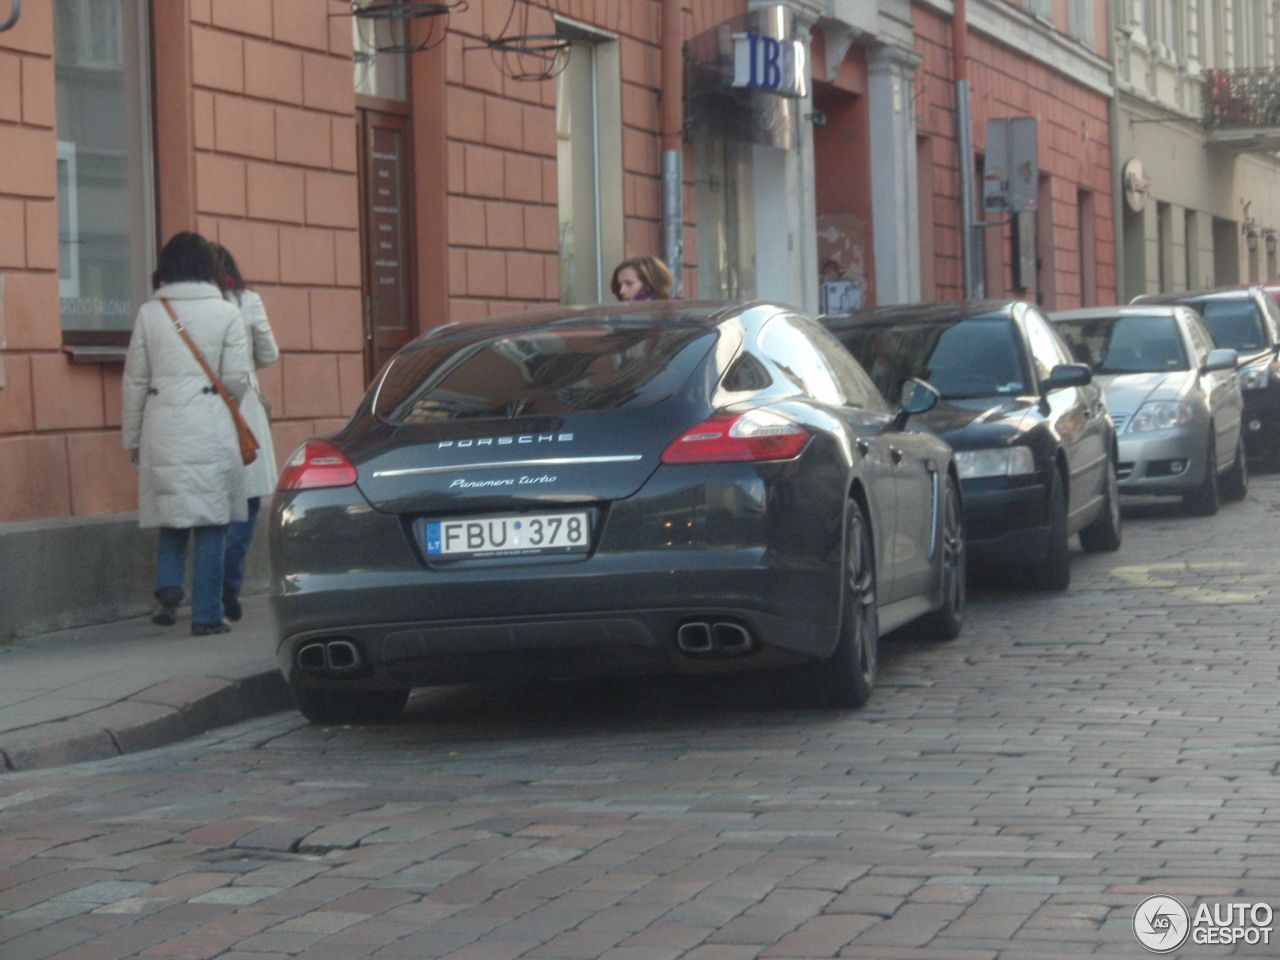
[0,0,21,32]
[661,0,684,294]
[953,0,977,298]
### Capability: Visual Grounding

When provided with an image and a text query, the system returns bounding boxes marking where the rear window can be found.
[1053,314,1188,373]
[1198,300,1268,352]
[373,322,717,424]
[838,317,1025,399]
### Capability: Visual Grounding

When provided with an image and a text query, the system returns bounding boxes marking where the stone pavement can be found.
[0,594,290,773]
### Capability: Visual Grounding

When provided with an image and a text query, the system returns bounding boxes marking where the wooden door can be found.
[358,108,416,383]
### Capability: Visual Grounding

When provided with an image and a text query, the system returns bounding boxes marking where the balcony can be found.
[1203,67,1280,153]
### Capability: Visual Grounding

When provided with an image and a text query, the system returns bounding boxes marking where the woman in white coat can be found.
[214,244,279,621]
[121,232,253,636]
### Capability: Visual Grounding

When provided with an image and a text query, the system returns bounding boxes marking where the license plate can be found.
[424,511,591,559]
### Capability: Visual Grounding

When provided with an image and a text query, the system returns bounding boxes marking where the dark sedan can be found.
[270,301,965,724]
[1133,286,1280,467]
[823,300,1121,591]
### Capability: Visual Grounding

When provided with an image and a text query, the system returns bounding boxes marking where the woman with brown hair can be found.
[610,255,677,302]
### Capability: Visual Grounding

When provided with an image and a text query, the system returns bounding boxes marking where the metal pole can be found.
[660,0,684,294]
[957,79,977,298]
[953,0,977,299]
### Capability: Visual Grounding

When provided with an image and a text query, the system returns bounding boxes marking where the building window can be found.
[1026,0,1052,20]
[55,0,155,345]
[1070,0,1095,43]
[353,15,407,101]
[696,139,756,300]
[556,23,623,306]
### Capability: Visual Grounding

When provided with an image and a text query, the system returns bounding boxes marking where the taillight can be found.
[661,410,811,464]
[277,440,358,490]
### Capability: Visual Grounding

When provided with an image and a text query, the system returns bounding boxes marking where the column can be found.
[867,42,924,304]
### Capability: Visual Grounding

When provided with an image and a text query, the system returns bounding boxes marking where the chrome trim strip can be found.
[372,454,645,478]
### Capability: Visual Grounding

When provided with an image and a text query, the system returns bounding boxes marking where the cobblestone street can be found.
[2,478,1279,959]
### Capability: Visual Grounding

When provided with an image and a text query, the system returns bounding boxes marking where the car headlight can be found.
[954,446,1036,479]
[1128,401,1192,433]
[1239,366,1269,390]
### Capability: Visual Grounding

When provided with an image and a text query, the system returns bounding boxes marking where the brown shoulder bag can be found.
[160,299,259,466]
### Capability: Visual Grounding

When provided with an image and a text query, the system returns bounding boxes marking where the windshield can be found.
[837,317,1026,400]
[373,321,717,424]
[1198,300,1268,352]
[1053,314,1187,373]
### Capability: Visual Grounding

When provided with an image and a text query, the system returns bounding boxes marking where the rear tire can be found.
[291,685,410,725]
[801,499,879,709]
[1079,458,1122,552]
[1028,471,1071,592]
[1183,435,1220,516]
[1220,433,1248,502]
[918,476,965,639]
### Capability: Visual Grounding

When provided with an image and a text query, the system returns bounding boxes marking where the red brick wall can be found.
[0,0,360,524]
[913,4,1115,306]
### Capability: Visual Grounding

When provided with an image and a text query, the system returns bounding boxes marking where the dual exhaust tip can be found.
[676,620,754,657]
[297,639,364,674]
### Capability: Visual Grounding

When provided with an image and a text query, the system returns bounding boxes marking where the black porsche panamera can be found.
[269,301,965,724]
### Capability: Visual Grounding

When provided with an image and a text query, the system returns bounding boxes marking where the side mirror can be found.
[1041,362,1092,394]
[894,377,940,429]
[1203,347,1238,372]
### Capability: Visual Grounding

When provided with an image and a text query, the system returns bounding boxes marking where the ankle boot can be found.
[222,585,242,622]
[151,586,184,626]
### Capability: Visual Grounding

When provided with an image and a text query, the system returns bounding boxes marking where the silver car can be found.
[1050,305,1246,516]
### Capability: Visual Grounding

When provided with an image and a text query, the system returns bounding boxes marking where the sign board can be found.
[821,280,862,314]
[732,32,807,99]
[982,117,1038,214]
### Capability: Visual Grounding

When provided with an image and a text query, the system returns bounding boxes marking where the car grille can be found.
[1110,413,1128,431]
[1118,462,1134,480]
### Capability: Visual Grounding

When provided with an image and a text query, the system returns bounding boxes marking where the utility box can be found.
[982,117,1038,214]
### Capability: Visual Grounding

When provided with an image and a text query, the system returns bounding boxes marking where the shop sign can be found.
[1122,158,1151,212]
[732,32,807,99]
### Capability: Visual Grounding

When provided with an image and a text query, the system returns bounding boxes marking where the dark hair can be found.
[214,243,246,303]
[152,232,219,289]
[610,255,676,301]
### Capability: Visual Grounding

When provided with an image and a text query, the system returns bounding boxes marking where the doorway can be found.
[358,108,416,383]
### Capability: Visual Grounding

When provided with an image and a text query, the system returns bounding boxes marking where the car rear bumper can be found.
[269,474,847,690]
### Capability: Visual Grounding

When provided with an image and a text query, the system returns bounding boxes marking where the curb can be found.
[0,669,291,774]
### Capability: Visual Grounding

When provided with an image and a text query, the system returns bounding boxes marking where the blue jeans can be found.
[156,525,227,626]
[224,497,261,600]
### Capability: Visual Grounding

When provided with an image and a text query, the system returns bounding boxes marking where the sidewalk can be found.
[0,593,292,774]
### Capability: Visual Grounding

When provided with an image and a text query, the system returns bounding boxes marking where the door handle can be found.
[890,447,903,465]
[856,440,870,457]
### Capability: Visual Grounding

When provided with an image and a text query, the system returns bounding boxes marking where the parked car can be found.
[1050,305,1246,515]
[1132,286,1280,467]
[269,301,966,724]
[822,300,1120,592]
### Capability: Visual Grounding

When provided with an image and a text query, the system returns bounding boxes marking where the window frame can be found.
[56,0,157,356]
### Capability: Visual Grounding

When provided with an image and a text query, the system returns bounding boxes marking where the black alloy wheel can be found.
[1029,469,1071,592]
[1183,434,1220,517]
[1079,457,1122,552]
[1220,433,1248,502]
[803,498,879,708]
[920,476,966,639]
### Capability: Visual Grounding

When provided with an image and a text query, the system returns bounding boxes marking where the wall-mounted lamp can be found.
[1243,218,1259,252]
[1266,230,1278,256]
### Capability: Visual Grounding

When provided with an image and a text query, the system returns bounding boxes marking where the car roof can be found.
[411,300,787,345]
[1049,304,1189,321]
[1134,286,1265,305]
[821,299,1027,327]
